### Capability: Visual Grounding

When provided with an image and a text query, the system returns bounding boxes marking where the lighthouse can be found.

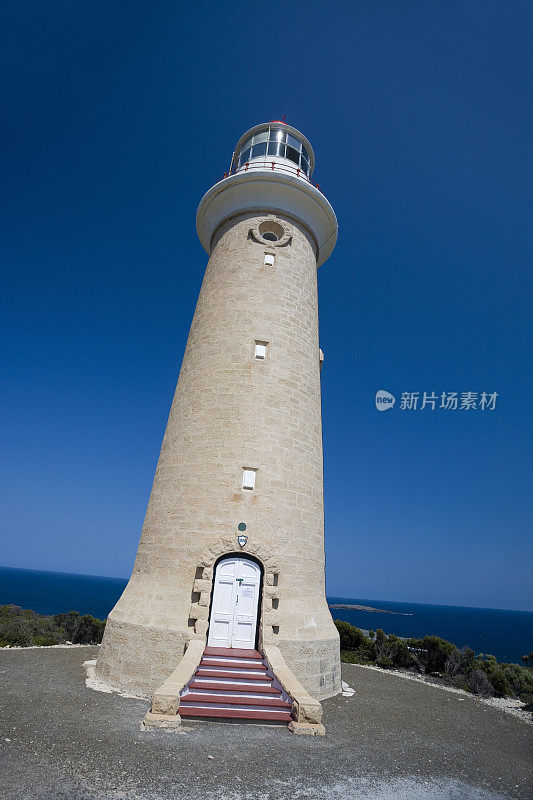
[96,121,341,722]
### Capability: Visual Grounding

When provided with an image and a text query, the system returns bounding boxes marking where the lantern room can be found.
[197,120,337,266]
[231,122,315,179]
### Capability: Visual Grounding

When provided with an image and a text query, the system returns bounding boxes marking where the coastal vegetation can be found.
[0,605,105,647]
[1,605,531,707]
[335,619,533,704]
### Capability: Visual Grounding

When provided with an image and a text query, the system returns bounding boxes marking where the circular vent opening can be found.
[258,220,285,242]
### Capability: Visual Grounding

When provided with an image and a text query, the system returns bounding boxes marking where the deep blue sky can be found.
[1,2,532,611]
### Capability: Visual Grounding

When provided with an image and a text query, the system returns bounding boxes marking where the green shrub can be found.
[445,646,476,678]
[0,614,34,647]
[479,659,533,702]
[0,605,106,647]
[468,668,494,696]
[335,620,371,650]
[504,662,533,700]
[53,611,83,641]
[406,635,456,674]
[384,634,417,669]
[33,635,58,646]
[334,617,531,702]
[335,621,375,663]
[477,656,513,697]
[340,650,375,665]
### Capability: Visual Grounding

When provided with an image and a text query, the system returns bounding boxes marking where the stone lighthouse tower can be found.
[96,121,340,712]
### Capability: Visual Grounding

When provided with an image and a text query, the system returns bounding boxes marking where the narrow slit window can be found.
[254,340,268,360]
[242,469,256,490]
[264,253,275,267]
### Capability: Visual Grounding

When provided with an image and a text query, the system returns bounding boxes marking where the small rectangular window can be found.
[254,340,268,359]
[264,253,275,266]
[242,469,256,490]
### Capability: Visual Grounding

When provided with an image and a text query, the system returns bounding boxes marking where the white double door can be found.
[207,557,261,650]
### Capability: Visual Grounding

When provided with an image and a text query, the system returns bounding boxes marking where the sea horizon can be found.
[1,563,531,614]
[1,565,532,664]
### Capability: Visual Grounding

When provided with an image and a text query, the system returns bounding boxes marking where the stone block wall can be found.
[96,210,341,699]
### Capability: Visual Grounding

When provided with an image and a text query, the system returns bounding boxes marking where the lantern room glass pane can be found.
[251,141,267,157]
[239,147,251,165]
[287,133,301,150]
[286,146,299,165]
[300,155,309,174]
[267,141,280,156]
[253,130,268,144]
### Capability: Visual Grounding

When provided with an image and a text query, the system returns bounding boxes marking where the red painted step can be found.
[196,668,270,680]
[179,706,293,722]
[204,646,263,658]
[179,647,294,726]
[181,693,292,708]
[188,680,281,694]
[200,658,265,670]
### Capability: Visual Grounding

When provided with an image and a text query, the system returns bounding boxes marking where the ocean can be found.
[0,566,531,665]
[328,596,533,665]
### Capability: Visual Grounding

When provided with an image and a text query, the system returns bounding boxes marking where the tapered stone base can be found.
[96,615,340,700]
[277,635,341,700]
[95,617,189,697]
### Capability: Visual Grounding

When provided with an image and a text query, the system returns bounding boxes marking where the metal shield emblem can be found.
[237,535,247,548]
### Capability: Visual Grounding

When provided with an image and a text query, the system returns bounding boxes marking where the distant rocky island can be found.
[328,603,401,615]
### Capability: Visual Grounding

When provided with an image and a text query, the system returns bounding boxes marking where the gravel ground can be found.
[0,646,531,800]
